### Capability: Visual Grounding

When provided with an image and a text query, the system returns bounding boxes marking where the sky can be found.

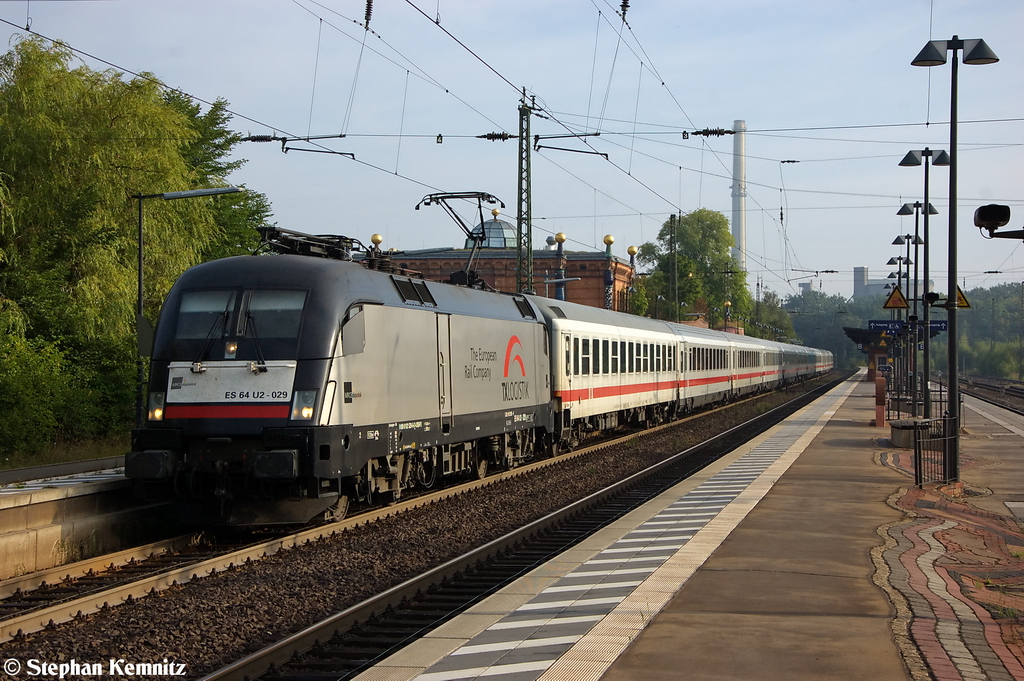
[5,0,1023,301]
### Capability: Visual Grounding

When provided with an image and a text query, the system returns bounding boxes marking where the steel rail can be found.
[200,374,846,681]
[0,379,833,645]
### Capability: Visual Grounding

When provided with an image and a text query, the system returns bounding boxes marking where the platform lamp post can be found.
[912,35,998,482]
[886,260,908,400]
[132,186,242,427]
[627,245,638,312]
[899,150,948,418]
[895,232,924,415]
[554,232,568,301]
[603,235,615,310]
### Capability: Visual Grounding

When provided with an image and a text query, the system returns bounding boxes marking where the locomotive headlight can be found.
[224,341,238,359]
[148,392,166,422]
[291,390,317,420]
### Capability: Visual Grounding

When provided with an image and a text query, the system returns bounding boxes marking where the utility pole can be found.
[670,213,678,322]
[517,89,536,294]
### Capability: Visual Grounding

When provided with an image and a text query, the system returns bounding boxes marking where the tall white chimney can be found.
[731,119,747,271]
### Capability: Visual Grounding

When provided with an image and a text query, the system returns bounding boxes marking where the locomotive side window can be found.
[342,305,365,355]
[176,290,237,339]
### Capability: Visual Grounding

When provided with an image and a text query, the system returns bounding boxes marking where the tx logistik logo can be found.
[501,335,529,402]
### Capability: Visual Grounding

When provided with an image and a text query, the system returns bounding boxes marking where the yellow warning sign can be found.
[883,286,909,310]
[955,285,971,308]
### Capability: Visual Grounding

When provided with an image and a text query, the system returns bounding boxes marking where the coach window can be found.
[641,344,648,373]
[610,341,618,374]
[620,341,626,373]
[565,336,572,375]
[627,341,634,373]
[581,338,590,375]
[593,339,601,375]
[602,339,610,374]
[573,337,580,375]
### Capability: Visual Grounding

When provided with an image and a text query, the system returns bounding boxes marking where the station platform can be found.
[356,371,1024,681]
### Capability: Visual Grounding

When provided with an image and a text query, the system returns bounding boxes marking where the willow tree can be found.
[0,37,224,341]
[0,38,253,451]
[636,208,753,329]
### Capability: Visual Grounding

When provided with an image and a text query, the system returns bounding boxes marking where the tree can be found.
[0,37,219,338]
[0,38,271,453]
[163,91,273,259]
[636,209,752,328]
[783,289,857,363]
[748,289,797,342]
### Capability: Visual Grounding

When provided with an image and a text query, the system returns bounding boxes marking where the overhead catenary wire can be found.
[306,18,324,138]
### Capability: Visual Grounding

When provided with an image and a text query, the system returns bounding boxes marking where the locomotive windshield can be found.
[171,288,307,361]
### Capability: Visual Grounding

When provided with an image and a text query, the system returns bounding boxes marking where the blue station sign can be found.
[868,320,905,332]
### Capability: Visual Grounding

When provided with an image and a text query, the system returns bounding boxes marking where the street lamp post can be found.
[912,35,998,482]
[554,232,568,301]
[132,186,241,427]
[899,149,948,418]
[893,231,923,414]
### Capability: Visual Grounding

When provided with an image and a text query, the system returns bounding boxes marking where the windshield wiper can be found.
[192,309,230,369]
[243,311,268,373]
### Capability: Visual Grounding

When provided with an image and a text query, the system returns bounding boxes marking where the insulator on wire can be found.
[243,135,280,143]
[693,128,733,137]
[477,132,515,141]
[620,0,629,19]
[364,0,373,27]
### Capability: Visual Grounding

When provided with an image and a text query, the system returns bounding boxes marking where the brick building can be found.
[390,216,637,312]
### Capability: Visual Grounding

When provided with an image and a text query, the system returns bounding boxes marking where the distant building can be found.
[853,266,931,300]
[388,215,636,312]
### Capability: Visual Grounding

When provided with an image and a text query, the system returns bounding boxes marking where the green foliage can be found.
[783,289,859,366]
[747,290,797,342]
[0,37,218,335]
[0,38,273,456]
[635,209,752,327]
[0,333,80,452]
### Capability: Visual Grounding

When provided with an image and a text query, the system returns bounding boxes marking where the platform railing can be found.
[913,417,952,486]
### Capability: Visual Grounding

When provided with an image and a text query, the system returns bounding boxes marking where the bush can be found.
[0,332,134,456]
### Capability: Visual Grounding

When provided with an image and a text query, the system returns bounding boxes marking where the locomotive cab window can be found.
[176,290,237,339]
[172,288,307,361]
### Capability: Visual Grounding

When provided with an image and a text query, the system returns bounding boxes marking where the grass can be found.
[0,434,129,472]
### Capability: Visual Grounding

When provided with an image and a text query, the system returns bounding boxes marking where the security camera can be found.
[974,204,1011,234]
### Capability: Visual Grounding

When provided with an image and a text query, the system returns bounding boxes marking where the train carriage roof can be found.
[527,295,783,349]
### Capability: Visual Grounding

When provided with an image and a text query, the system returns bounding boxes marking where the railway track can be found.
[945,375,1024,416]
[201,372,848,681]
[0,372,847,672]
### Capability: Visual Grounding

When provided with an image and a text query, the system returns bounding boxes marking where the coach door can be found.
[437,314,453,433]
